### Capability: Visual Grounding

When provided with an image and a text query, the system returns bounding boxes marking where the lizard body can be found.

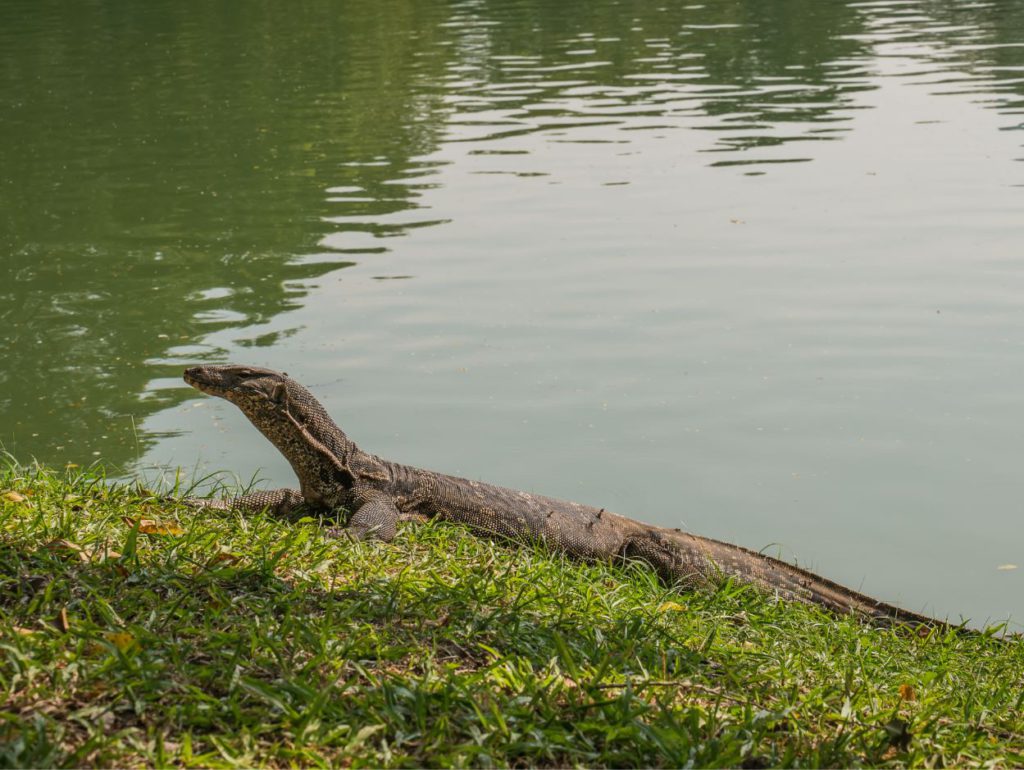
[183,364,946,629]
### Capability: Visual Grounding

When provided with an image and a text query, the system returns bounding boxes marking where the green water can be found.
[3,0,1024,625]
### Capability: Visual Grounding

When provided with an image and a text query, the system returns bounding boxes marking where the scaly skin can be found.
[183,364,948,629]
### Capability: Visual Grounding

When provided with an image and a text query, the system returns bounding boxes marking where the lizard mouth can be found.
[183,366,225,396]
[184,364,281,399]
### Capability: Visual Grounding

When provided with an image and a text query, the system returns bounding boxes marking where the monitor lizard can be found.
[182,364,947,629]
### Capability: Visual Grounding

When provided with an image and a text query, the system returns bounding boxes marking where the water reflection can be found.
[854,0,1024,138]
[438,0,875,166]
[1,0,1023,469]
[0,0,455,464]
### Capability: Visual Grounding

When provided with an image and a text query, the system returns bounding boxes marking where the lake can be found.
[3,0,1023,627]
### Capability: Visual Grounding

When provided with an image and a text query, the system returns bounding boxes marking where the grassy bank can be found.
[1,463,1022,768]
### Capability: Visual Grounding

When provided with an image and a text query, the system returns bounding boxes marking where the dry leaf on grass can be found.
[45,539,91,561]
[209,550,241,566]
[657,601,687,613]
[105,631,137,653]
[122,517,185,536]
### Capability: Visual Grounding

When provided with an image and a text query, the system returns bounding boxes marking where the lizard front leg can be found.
[182,488,307,517]
[327,488,399,542]
[186,485,399,542]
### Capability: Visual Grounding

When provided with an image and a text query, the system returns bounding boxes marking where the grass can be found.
[1,462,1022,768]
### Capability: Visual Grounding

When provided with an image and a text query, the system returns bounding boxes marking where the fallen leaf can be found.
[45,539,90,562]
[12,626,36,636]
[56,607,70,633]
[997,564,1018,571]
[3,491,27,503]
[139,521,185,536]
[105,631,137,653]
[657,601,687,613]
[123,517,185,536]
[898,683,916,702]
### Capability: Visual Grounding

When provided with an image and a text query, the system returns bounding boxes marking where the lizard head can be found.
[184,364,359,492]
[184,364,342,448]
[184,364,290,409]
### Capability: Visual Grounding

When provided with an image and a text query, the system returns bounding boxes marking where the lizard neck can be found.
[239,385,394,505]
